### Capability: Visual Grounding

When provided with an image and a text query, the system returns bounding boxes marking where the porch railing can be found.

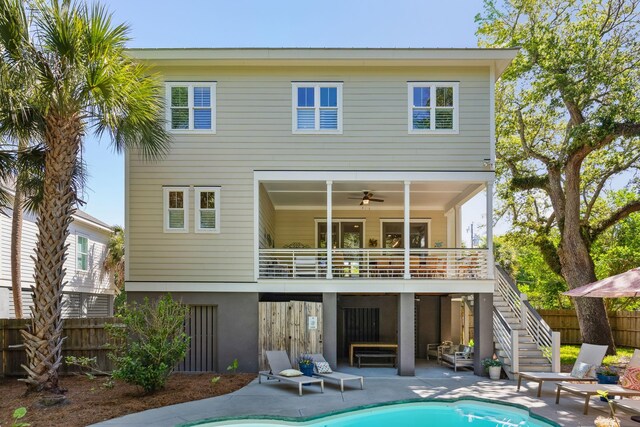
[258,248,489,280]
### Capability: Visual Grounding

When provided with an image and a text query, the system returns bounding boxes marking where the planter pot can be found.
[594,415,620,427]
[299,364,314,377]
[597,374,619,401]
[488,366,502,380]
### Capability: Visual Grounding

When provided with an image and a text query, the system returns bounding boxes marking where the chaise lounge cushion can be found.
[315,361,333,374]
[621,367,640,391]
[279,369,303,377]
[570,362,596,379]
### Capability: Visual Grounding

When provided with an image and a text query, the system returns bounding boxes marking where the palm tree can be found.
[0,0,169,393]
[102,225,125,291]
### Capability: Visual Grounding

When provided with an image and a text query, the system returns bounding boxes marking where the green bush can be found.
[107,295,190,394]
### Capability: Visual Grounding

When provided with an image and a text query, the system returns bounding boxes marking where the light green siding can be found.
[128,64,491,282]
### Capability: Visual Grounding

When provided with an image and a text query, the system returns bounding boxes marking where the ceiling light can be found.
[362,199,370,205]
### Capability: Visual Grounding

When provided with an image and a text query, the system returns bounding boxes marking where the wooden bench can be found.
[355,352,397,368]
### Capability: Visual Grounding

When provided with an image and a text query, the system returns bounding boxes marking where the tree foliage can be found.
[477,0,640,351]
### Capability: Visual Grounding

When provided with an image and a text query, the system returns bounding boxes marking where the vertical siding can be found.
[128,65,492,282]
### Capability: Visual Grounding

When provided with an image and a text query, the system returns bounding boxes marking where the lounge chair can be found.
[614,398,640,415]
[517,343,607,397]
[258,350,324,396]
[441,345,473,371]
[555,382,640,415]
[310,354,364,392]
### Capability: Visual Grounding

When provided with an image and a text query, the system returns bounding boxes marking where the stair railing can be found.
[493,306,518,374]
[494,265,561,373]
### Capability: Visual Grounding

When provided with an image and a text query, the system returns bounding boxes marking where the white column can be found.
[404,181,411,279]
[326,180,333,279]
[455,205,462,248]
[486,182,495,279]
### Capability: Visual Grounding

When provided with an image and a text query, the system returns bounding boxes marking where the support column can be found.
[486,182,494,279]
[403,181,411,279]
[326,181,333,279]
[322,292,337,368]
[455,205,463,247]
[473,292,494,376]
[397,293,415,376]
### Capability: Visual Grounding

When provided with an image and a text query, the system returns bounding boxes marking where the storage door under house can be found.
[177,305,217,372]
[258,301,323,370]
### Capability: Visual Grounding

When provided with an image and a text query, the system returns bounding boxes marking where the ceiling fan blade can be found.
[360,201,364,206]
[370,198,385,202]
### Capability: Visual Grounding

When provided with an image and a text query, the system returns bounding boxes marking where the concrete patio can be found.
[91,361,639,427]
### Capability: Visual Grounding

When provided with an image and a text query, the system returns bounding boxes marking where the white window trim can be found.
[76,234,89,272]
[379,218,432,248]
[292,82,343,134]
[163,186,189,233]
[407,82,459,134]
[195,187,221,234]
[165,82,217,134]
[314,218,366,248]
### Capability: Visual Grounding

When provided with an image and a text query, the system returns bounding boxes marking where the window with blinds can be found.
[195,187,221,233]
[77,235,89,271]
[166,82,216,132]
[164,187,189,232]
[408,82,459,133]
[292,82,343,133]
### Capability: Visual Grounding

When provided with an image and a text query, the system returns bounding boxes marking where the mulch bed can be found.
[0,373,255,427]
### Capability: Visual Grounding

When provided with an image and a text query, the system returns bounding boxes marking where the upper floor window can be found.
[166,82,216,132]
[408,82,459,133]
[292,82,343,134]
[195,187,221,233]
[164,187,189,232]
[77,235,88,271]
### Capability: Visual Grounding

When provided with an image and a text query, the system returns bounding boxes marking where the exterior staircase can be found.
[493,265,560,379]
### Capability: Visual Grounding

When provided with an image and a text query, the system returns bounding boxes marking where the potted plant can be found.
[482,357,503,380]
[596,366,620,384]
[297,354,314,377]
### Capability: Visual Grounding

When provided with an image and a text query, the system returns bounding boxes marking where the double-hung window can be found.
[166,82,216,132]
[408,82,459,133]
[77,235,88,271]
[292,83,342,133]
[164,187,189,232]
[195,187,221,233]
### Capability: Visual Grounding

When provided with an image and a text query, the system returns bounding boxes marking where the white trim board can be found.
[254,171,495,182]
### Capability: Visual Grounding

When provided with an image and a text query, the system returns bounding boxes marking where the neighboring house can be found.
[0,202,115,318]
[125,48,518,375]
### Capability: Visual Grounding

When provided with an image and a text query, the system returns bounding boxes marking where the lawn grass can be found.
[561,345,635,366]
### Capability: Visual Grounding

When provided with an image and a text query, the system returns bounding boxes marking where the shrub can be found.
[107,295,190,394]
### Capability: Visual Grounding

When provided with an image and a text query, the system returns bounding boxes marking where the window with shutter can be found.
[166,83,216,132]
[408,82,459,133]
[164,187,189,232]
[292,82,342,133]
[195,187,221,233]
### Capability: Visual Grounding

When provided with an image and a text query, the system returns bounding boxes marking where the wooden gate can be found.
[177,305,217,372]
[258,301,323,370]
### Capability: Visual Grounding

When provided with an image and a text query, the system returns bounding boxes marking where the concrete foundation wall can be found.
[128,291,259,373]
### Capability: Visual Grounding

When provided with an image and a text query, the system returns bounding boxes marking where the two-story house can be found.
[125,48,518,375]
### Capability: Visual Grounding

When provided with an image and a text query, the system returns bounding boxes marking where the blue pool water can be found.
[190,400,558,427]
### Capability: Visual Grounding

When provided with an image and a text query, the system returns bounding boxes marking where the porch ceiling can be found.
[262,181,483,210]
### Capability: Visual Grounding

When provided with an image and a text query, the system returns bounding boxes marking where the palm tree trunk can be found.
[20,115,81,393]
[11,185,24,319]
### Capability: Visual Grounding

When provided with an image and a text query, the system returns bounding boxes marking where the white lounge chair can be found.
[441,345,473,371]
[310,354,364,392]
[517,343,608,397]
[258,350,324,396]
[555,382,640,415]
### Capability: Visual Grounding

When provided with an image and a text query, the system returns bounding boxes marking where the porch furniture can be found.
[410,255,428,277]
[517,343,607,397]
[258,350,324,396]
[441,345,473,371]
[355,352,397,368]
[349,342,398,366]
[614,398,640,416]
[426,340,453,362]
[555,382,640,415]
[293,256,318,278]
[310,354,364,392]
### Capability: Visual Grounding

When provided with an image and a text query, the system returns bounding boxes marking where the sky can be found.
[82,0,489,242]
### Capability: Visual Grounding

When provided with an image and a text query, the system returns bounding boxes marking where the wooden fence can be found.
[0,317,117,377]
[540,309,640,348]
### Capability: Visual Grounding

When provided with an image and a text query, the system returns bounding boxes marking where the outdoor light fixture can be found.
[362,199,370,205]
[483,159,494,168]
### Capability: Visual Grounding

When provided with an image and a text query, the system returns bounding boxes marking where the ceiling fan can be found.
[348,191,384,206]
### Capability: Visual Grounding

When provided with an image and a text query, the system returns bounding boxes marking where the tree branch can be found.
[590,199,640,241]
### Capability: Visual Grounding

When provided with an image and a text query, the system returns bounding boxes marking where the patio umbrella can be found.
[563,267,640,298]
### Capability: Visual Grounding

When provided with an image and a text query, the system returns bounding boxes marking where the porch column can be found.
[403,181,411,279]
[486,182,494,279]
[397,293,415,376]
[473,292,493,376]
[455,205,462,247]
[322,293,337,368]
[326,180,333,279]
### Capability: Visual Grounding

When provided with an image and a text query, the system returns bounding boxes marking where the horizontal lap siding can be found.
[128,65,491,282]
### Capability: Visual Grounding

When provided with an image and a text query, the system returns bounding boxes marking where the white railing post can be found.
[486,181,495,279]
[326,181,333,279]
[511,329,520,375]
[403,181,411,279]
[520,294,528,330]
[552,332,561,373]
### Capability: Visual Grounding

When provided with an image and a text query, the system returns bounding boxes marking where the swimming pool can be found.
[185,398,559,427]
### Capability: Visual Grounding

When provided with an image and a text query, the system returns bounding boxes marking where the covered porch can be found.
[255,171,495,282]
